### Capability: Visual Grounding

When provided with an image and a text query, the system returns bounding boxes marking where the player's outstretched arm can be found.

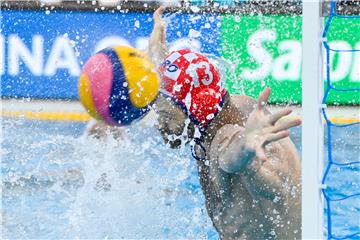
[148,6,168,67]
[218,88,300,173]
[217,88,301,199]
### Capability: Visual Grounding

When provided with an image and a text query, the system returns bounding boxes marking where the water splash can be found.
[2,118,215,239]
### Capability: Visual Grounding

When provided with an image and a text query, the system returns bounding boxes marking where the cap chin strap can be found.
[191,137,207,162]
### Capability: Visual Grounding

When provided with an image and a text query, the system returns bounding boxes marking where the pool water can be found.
[2,118,359,239]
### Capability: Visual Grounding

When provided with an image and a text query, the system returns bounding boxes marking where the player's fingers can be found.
[271,119,301,133]
[257,87,271,110]
[269,108,292,125]
[263,130,290,146]
[154,6,166,21]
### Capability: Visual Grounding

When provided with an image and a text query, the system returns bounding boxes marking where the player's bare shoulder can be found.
[230,94,257,118]
[207,94,256,157]
[209,123,243,161]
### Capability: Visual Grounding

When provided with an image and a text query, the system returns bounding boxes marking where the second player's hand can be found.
[153,6,166,42]
[148,6,168,67]
[244,88,301,162]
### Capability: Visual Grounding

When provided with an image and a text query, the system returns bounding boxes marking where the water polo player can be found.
[149,7,301,239]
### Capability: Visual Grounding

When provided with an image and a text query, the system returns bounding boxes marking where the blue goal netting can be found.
[322,1,360,239]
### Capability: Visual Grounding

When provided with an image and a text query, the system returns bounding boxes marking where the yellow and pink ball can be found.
[78,46,159,126]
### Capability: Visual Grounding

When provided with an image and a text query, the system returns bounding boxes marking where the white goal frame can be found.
[302,0,324,239]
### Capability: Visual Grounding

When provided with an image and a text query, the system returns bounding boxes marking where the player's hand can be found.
[244,87,301,162]
[152,6,166,46]
[153,6,166,31]
[149,6,168,66]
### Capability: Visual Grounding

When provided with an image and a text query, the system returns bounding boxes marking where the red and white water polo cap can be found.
[159,49,227,130]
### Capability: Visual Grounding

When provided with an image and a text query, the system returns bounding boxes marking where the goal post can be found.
[301,0,324,239]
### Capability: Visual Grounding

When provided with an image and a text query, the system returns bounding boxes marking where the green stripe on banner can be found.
[220,15,360,104]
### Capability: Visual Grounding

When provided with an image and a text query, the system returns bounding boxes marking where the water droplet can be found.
[134,20,140,28]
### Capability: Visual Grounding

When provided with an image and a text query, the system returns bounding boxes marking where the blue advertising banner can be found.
[1,10,220,99]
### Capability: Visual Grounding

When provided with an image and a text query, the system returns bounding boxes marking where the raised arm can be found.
[147,6,168,67]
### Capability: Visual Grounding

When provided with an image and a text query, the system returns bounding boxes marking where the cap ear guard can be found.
[189,88,227,130]
[158,87,227,132]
